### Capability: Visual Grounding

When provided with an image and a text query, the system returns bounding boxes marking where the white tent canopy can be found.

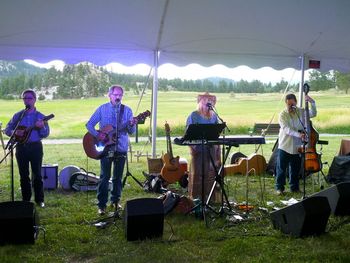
[1,0,350,156]
[1,0,350,71]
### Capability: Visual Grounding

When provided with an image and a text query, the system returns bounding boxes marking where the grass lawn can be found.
[0,136,350,262]
[0,91,350,262]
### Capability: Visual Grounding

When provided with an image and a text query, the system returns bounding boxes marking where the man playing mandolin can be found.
[275,92,317,195]
[86,85,137,215]
[5,89,50,208]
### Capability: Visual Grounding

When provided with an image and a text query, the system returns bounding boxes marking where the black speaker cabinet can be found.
[42,164,58,190]
[124,198,164,241]
[270,196,330,237]
[0,201,39,245]
[311,182,350,216]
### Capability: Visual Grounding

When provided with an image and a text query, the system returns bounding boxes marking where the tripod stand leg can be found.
[122,171,143,188]
[122,154,143,188]
[205,151,234,216]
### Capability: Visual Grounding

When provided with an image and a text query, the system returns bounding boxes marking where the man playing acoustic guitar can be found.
[5,89,50,208]
[86,85,137,215]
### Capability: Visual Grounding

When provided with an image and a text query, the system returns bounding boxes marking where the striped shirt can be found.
[86,102,135,152]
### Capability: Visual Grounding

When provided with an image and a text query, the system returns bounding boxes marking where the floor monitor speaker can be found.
[311,182,350,216]
[270,196,330,237]
[0,201,39,245]
[124,198,164,241]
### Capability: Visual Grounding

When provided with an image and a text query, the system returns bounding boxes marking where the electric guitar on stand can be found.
[83,110,150,159]
[160,122,183,184]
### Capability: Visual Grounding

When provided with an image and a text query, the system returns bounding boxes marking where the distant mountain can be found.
[0,60,46,78]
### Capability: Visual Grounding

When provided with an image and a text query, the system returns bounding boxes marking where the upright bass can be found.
[302,83,322,174]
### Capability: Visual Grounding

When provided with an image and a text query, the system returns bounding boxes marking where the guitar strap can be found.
[116,104,125,142]
[119,104,125,125]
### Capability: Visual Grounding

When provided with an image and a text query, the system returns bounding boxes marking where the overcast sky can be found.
[25,59,309,84]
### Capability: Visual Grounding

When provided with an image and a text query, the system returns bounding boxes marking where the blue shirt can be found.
[186,111,219,152]
[186,111,219,126]
[5,109,50,143]
[86,102,136,152]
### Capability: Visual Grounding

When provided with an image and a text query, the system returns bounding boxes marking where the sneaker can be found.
[110,202,122,210]
[36,202,45,208]
[276,190,284,196]
[98,208,106,216]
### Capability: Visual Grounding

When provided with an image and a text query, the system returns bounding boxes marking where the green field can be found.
[0,91,350,262]
[1,91,350,138]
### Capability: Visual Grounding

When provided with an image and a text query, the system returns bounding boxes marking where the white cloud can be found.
[24,59,65,71]
[25,60,309,84]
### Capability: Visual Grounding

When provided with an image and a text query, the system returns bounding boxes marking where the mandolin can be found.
[160,122,184,184]
[14,114,55,144]
[224,153,267,176]
[83,110,150,159]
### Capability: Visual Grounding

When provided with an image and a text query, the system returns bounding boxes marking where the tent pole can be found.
[298,54,306,107]
[151,50,159,158]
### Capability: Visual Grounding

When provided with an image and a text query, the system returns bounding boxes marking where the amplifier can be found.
[41,164,58,190]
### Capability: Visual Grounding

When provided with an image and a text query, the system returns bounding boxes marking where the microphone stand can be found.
[1,107,29,201]
[118,102,142,189]
[205,105,233,217]
[293,107,308,199]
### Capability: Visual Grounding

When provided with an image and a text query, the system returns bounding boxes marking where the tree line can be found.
[0,62,349,100]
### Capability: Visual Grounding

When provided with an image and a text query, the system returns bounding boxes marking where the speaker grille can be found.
[0,201,38,245]
[124,198,164,241]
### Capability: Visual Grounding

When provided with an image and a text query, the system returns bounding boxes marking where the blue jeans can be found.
[97,152,126,209]
[275,149,301,192]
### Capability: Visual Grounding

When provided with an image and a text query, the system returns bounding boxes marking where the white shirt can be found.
[278,102,317,154]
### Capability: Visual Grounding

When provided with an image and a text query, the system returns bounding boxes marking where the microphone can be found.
[206,102,212,109]
[25,104,30,110]
[115,98,121,104]
[289,105,297,111]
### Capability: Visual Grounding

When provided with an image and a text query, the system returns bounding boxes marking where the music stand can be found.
[183,123,226,141]
[183,123,225,221]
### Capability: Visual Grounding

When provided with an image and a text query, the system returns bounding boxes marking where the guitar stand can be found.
[122,153,143,188]
[179,123,226,224]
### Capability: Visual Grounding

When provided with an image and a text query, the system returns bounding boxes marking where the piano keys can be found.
[174,135,265,146]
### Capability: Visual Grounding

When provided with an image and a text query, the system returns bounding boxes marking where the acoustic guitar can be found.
[160,122,184,184]
[224,153,267,176]
[83,110,150,159]
[14,114,55,144]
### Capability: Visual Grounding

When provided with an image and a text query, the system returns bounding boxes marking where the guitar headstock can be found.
[165,122,170,133]
[303,83,310,95]
[44,114,55,122]
[135,110,151,123]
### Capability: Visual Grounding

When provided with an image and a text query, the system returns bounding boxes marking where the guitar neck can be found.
[167,132,174,159]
